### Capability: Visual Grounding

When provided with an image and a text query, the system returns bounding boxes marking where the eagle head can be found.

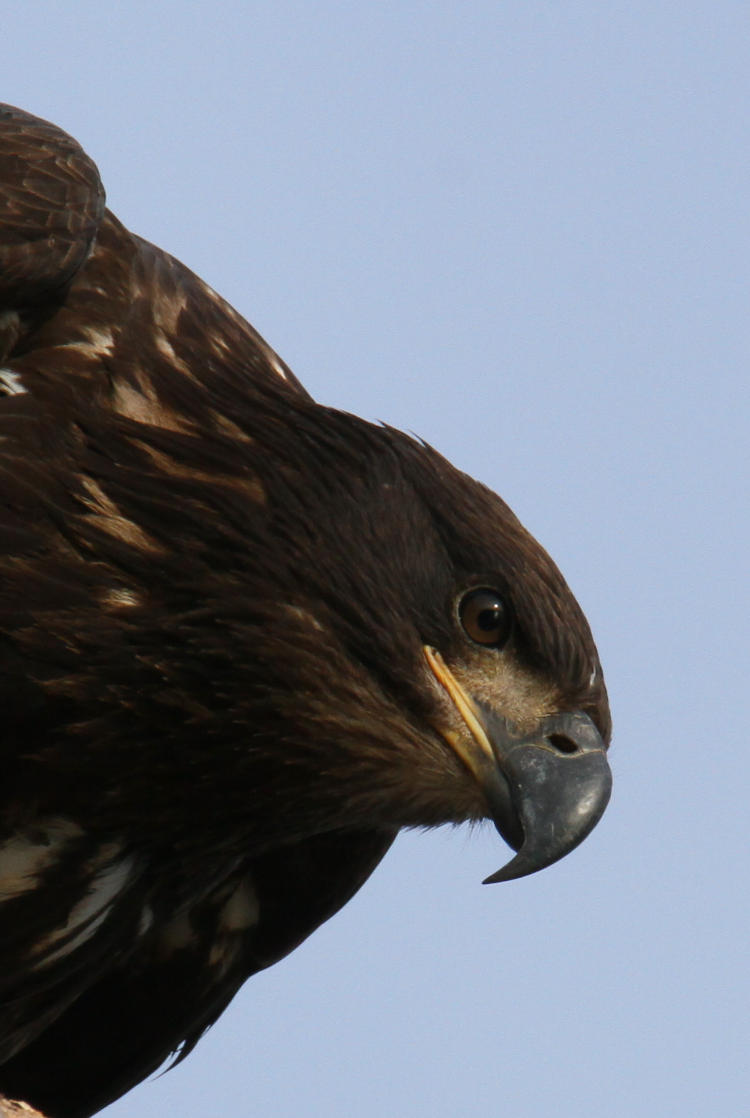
[213,404,612,882]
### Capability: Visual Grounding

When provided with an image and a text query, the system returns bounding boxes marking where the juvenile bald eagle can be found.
[0,105,611,1118]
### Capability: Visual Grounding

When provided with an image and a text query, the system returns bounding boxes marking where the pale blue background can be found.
[4,3,748,1116]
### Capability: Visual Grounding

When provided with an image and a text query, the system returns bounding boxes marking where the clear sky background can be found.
[3,3,748,1116]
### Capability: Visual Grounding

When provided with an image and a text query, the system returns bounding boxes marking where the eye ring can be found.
[458,587,512,649]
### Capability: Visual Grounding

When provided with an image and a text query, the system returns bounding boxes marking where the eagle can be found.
[0,105,612,1118]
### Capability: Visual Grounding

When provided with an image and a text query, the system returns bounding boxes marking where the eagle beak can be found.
[424,647,612,884]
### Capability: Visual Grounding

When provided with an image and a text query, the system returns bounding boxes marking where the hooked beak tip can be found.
[481,709,612,883]
[421,647,611,886]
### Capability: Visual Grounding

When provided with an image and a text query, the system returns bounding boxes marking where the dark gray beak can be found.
[479,707,612,884]
[422,647,611,885]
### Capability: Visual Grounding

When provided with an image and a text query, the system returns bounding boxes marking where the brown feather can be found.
[0,105,609,1118]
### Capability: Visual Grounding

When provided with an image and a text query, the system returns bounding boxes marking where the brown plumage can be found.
[0,104,612,1118]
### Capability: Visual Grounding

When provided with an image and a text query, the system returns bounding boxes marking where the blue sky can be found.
[4,3,748,1116]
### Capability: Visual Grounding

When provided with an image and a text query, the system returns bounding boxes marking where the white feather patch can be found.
[138,904,155,937]
[100,587,142,609]
[0,368,27,396]
[30,845,135,968]
[0,819,84,900]
[79,476,166,554]
[219,876,260,933]
[267,352,289,383]
[208,876,260,970]
[83,325,115,354]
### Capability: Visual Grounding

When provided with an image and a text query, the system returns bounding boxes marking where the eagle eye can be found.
[458,588,512,649]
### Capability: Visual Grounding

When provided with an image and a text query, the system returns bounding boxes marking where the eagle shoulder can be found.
[0,105,104,327]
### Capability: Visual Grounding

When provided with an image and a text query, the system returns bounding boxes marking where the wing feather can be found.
[0,105,105,316]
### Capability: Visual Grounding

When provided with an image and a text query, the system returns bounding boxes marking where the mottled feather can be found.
[0,105,609,1118]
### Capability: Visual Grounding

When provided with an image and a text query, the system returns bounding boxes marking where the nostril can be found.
[548,733,579,755]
